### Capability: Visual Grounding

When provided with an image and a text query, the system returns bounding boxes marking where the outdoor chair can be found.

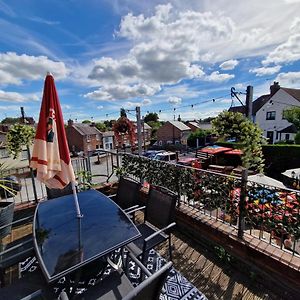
[46,182,74,200]
[109,177,141,219]
[72,252,172,300]
[126,185,177,262]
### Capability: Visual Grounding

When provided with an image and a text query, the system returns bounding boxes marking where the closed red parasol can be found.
[30,73,82,217]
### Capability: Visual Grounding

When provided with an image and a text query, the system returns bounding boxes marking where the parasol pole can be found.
[71,181,83,218]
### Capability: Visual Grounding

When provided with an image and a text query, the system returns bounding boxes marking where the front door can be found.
[267,131,274,144]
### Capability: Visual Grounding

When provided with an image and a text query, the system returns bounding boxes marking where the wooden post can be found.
[136,106,142,156]
[238,168,248,238]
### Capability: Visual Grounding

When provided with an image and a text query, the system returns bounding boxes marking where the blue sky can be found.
[0,0,300,123]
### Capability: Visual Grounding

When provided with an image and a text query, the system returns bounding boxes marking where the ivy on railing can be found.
[117,154,300,248]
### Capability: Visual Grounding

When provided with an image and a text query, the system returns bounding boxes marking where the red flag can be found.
[30,73,75,189]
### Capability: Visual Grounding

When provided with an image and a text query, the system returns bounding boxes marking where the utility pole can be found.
[20,107,38,203]
[136,106,142,156]
[245,85,253,121]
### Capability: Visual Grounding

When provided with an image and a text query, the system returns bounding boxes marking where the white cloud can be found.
[275,71,300,88]
[219,59,239,70]
[249,65,281,76]
[205,71,234,82]
[84,83,161,101]
[96,105,104,110]
[0,1,16,17]
[85,2,300,101]
[0,90,39,102]
[0,52,68,86]
[168,96,182,105]
[142,98,152,105]
[262,34,300,65]
[61,104,71,110]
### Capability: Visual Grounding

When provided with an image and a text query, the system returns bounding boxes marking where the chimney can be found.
[90,122,95,127]
[67,119,74,127]
[270,82,280,96]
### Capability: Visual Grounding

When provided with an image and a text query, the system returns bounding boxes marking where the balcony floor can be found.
[2,209,295,300]
[141,214,295,300]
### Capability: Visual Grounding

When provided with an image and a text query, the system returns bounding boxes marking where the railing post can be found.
[238,168,248,238]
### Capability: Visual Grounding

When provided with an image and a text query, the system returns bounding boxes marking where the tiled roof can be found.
[102,131,114,137]
[168,121,191,131]
[72,123,101,135]
[279,124,297,133]
[228,94,271,115]
[188,122,201,128]
[281,87,300,102]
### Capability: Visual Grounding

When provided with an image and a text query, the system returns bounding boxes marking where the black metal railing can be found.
[118,153,300,256]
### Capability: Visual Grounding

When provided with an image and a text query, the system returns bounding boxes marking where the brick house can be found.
[156,121,191,146]
[187,121,201,132]
[66,120,102,154]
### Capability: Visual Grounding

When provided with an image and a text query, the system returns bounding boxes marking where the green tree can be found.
[104,120,115,129]
[283,107,300,130]
[82,120,91,124]
[187,129,211,147]
[95,122,107,132]
[212,111,265,172]
[1,117,20,124]
[147,121,162,139]
[144,112,159,123]
[6,124,35,159]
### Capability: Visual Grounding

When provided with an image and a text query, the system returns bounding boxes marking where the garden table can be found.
[33,189,141,283]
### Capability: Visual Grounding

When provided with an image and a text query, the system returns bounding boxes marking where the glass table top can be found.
[33,189,140,282]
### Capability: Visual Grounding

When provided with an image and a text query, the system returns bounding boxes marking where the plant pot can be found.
[0,201,15,240]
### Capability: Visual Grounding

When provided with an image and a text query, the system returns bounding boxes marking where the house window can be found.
[158,140,162,146]
[0,148,9,158]
[96,134,100,141]
[104,137,110,143]
[87,135,91,142]
[282,112,286,120]
[175,140,180,145]
[266,111,276,120]
[285,134,290,141]
[21,149,28,160]
[167,140,172,144]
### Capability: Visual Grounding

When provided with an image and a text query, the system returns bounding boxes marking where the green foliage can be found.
[212,111,265,172]
[283,107,300,130]
[295,131,300,144]
[104,120,115,129]
[6,124,35,159]
[147,121,161,138]
[214,245,234,264]
[1,117,20,124]
[144,112,159,123]
[95,122,107,132]
[82,120,91,124]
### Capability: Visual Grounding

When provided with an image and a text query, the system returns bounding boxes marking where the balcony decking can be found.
[1,205,296,300]
[133,210,294,300]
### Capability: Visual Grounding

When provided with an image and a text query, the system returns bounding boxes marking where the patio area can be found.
[1,150,300,298]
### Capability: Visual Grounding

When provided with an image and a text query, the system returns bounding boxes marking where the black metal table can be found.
[33,189,141,283]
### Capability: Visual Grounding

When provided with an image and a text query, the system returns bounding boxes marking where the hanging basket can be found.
[113,116,136,150]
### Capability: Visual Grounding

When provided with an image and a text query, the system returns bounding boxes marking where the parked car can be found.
[0,176,22,199]
[154,152,177,162]
[177,157,201,169]
[143,150,165,159]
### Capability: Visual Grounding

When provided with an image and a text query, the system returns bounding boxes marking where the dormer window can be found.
[266,111,276,120]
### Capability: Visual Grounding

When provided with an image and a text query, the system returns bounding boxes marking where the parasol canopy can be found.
[30,73,75,188]
[200,145,232,155]
[248,173,286,189]
[224,149,243,155]
[282,168,300,179]
[30,73,81,217]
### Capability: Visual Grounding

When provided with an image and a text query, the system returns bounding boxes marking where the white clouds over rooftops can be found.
[0,90,39,102]
[275,72,300,88]
[219,60,239,70]
[249,66,281,77]
[168,96,182,105]
[0,52,68,86]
